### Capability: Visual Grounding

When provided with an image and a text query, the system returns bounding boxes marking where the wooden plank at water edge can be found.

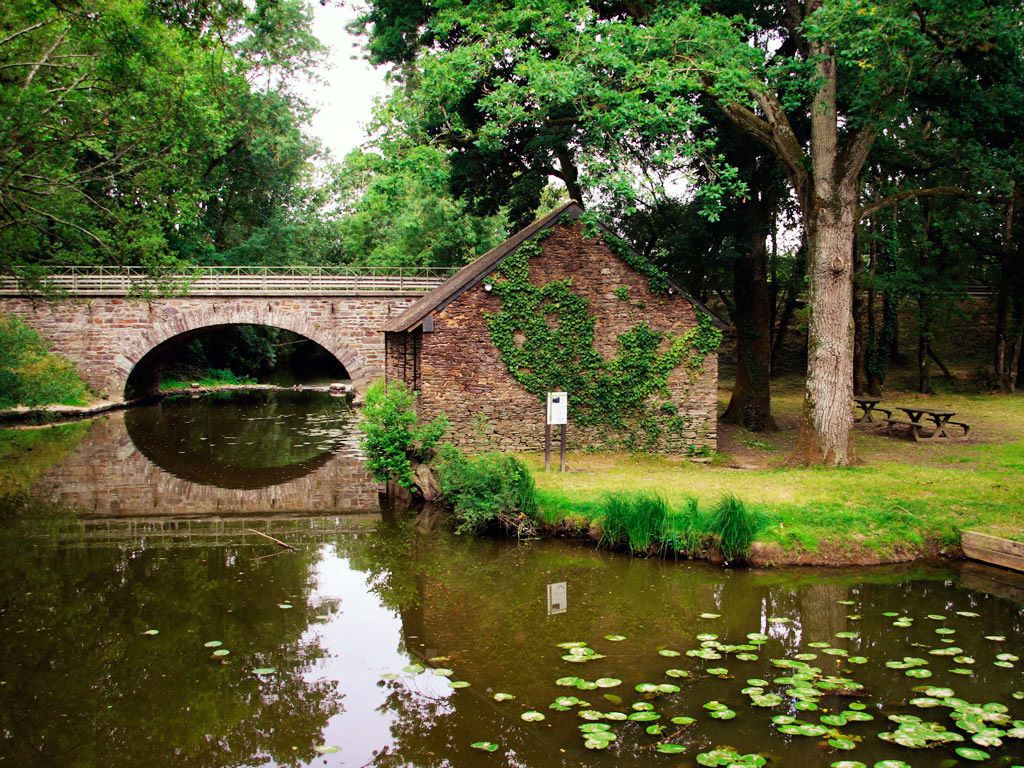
[961,530,1024,573]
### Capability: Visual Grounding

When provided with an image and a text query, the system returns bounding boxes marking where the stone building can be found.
[382,201,726,455]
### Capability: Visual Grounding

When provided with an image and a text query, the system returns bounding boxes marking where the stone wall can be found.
[1,295,418,398]
[389,221,719,455]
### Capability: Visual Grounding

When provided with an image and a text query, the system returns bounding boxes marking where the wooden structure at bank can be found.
[382,202,726,455]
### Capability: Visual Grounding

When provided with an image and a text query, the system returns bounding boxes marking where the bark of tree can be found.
[722,190,780,432]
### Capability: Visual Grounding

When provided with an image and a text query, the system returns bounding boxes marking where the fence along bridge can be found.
[0,266,456,399]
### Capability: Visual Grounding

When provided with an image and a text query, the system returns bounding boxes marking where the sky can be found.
[299,2,390,162]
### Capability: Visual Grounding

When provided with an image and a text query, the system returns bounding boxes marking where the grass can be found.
[160,368,256,390]
[521,375,1024,564]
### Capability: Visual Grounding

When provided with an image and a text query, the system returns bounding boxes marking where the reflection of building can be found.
[31,411,382,516]
[384,202,726,455]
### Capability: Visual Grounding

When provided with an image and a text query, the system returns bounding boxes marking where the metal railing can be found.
[0,265,459,296]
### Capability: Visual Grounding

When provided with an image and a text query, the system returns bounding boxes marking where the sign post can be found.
[546,392,567,472]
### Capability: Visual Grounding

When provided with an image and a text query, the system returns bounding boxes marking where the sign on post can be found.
[545,392,568,471]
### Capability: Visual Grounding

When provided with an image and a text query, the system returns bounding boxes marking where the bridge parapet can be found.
[0,265,456,297]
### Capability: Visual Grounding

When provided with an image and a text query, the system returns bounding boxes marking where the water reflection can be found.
[21,391,383,515]
[2,511,1023,768]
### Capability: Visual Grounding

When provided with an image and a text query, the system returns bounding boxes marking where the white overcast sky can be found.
[299,1,390,161]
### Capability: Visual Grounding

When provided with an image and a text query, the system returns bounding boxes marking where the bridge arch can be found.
[119,304,371,398]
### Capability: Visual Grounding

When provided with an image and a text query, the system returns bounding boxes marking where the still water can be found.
[1,392,1022,768]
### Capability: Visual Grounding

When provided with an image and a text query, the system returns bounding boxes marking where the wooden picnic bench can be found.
[853,397,891,423]
[883,406,970,441]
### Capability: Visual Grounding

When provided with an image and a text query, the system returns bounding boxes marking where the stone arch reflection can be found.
[124,390,358,489]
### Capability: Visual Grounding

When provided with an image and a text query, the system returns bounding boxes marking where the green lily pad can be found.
[212,649,230,657]
[848,656,868,664]
[985,635,1006,641]
[707,667,729,676]
[873,762,910,768]
[658,649,680,657]
[595,677,621,687]
[821,714,848,726]
[577,710,604,720]
[665,668,690,678]
[450,680,470,688]
[470,741,499,752]
[204,640,222,647]
[831,762,866,768]
[955,747,990,761]
[520,711,545,722]
[628,710,661,721]
[708,708,736,720]
[277,604,292,609]
[646,724,665,735]
[604,634,626,641]
[557,641,588,649]
[670,715,695,725]
[493,692,515,701]
[143,629,159,635]
[700,612,721,619]
[431,668,454,677]
[905,668,932,678]
[656,743,687,754]
[402,664,423,674]
[632,702,655,710]
[314,745,341,754]
[828,737,856,750]
[834,631,859,639]
[555,676,582,686]
[252,667,275,675]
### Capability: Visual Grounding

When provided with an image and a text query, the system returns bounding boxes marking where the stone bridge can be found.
[0,267,451,398]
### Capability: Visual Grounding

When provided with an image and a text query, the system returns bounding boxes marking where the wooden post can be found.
[544,424,552,470]
[559,424,566,472]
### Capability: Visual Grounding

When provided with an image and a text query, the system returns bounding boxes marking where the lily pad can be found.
[658,649,680,657]
[470,742,499,752]
[143,629,159,635]
[670,715,695,725]
[604,634,626,641]
[520,711,545,722]
[450,680,470,688]
[699,612,721,619]
[665,668,690,678]
[656,743,687,754]
[955,747,990,761]
[555,676,583,686]
[314,745,341,754]
[831,762,867,768]
[595,677,621,687]
[204,640,222,647]
[212,649,230,657]
[828,737,856,750]
[493,692,515,701]
[252,667,275,675]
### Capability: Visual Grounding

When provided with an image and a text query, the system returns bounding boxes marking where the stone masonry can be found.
[386,218,720,455]
[1,295,418,398]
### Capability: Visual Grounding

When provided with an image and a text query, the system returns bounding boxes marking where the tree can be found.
[356,0,1024,464]
[0,0,326,276]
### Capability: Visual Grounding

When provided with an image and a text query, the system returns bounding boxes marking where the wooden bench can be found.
[883,418,925,441]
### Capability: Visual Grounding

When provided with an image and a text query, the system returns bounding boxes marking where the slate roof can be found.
[381,200,728,333]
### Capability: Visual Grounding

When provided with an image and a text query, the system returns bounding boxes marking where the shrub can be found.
[597,491,668,553]
[706,494,761,563]
[436,445,538,534]
[0,314,89,408]
[358,379,448,489]
[662,496,706,557]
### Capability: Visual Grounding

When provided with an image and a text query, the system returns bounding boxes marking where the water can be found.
[1,391,1022,768]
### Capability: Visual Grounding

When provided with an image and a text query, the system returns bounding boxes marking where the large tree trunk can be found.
[722,197,778,432]
[789,198,857,466]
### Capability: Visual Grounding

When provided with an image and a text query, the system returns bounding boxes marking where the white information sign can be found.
[547,582,567,615]
[546,392,568,425]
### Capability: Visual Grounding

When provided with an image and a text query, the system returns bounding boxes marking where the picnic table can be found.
[884,405,971,441]
[853,397,891,423]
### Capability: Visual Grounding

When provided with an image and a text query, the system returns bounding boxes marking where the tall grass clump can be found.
[706,494,760,563]
[0,314,89,408]
[662,496,706,557]
[597,492,667,553]
[436,445,538,535]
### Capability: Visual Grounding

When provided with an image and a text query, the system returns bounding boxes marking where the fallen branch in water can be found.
[246,528,298,551]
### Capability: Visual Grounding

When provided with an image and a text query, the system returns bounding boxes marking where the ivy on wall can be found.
[484,231,721,445]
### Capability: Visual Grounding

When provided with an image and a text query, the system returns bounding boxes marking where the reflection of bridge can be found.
[0,267,454,398]
[31,411,384,516]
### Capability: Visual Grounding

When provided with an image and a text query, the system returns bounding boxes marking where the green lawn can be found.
[521,376,1024,564]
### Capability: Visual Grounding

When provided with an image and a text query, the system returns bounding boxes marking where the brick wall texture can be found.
[386,221,719,455]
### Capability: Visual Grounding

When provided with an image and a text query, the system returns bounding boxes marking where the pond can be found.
[1,391,1022,768]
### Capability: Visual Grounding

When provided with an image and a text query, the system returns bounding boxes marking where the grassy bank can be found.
[517,377,1024,565]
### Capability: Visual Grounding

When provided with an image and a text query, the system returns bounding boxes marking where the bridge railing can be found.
[0,265,460,296]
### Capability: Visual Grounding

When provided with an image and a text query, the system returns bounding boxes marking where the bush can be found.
[706,494,761,563]
[597,491,668,553]
[0,314,89,408]
[662,496,706,557]
[436,445,538,534]
[358,379,448,489]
